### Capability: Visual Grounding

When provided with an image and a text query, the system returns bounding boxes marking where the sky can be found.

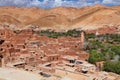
[0,0,119,9]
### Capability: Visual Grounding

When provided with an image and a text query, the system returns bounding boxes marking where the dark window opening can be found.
[1,33,2,35]
[7,45,9,47]
[0,48,3,51]
[11,44,13,47]
[23,45,25,49]
[0,40,5,44]
[46,64,51,67]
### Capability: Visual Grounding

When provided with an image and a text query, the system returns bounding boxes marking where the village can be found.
[0,25,118,80]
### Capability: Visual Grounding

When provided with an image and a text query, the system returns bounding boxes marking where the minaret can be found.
[95,30,100,41]
[81,31,85,49]
[95,30,99,36]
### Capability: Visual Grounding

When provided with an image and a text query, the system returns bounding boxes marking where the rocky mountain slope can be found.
[0,5,120,31]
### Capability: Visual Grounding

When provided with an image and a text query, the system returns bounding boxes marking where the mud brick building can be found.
[0,28,90,74]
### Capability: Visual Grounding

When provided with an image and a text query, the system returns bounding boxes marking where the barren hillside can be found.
[0,5,120,31]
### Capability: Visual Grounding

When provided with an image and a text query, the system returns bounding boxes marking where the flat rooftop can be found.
[0,68,41,80]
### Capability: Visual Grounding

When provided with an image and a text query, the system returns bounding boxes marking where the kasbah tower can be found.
[81,31,85,49]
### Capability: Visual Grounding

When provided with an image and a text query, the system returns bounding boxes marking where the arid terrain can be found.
[0,4,120,80]
[0,4,120,31]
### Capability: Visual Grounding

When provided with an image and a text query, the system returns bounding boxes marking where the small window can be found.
[7,45,9,47]
[23,45,25,49]
[1,33,3,35]
[11,44,13,47]
[0,48,3,51]
[75,45,77,48]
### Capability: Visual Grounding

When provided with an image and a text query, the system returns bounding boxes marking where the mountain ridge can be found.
[0,4,120,31]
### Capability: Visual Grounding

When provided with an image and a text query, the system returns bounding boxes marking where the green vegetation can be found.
[37,29,82,38]
[88,50,105,64]
[103,61,120,74]
[87,44,116,64]
[86,34,120,61]
[85,33,96,40]
[110,46,120,55]
[108,34,120,43]
[85,33,120,74]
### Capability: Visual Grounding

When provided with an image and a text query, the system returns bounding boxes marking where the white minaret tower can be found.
[95,31,99,36]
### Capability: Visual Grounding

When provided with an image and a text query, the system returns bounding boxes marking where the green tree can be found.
[103,61,120,74]
[89,50,105,64]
